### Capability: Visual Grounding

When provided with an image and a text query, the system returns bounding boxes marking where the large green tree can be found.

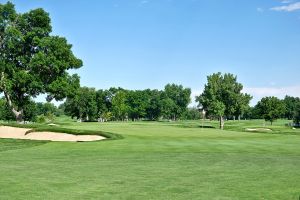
[255,96,285,125]
[0,2,82,122]
[196,73,252,129]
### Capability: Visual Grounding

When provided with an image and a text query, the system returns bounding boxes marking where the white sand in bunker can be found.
[0,126,106,142]
[245,128,272,132]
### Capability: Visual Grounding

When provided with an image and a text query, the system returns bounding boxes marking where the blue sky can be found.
[3,0,300,105]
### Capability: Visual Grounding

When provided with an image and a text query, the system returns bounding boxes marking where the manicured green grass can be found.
[0,118,300,199]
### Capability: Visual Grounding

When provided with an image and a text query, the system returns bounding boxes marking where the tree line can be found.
[195,72,300,128]
[246,96,300,125]
[1,2,299,128]
[62,84,192,122]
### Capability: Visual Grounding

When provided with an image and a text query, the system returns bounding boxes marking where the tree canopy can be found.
[255,96,285,125]
[0,2,82,121]
[196,72,252,129]
[283,96,300,120]
[294,102,300,126]
[63,84,192,122]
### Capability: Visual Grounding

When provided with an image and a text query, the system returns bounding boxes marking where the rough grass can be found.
[0,118,300,199]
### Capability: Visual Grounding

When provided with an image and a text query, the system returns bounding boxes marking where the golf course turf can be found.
[0,118,299,199]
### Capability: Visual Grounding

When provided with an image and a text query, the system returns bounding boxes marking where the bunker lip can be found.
[0,126,106,142]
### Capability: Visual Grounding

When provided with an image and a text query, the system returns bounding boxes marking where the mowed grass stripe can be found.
[0,119,299,199]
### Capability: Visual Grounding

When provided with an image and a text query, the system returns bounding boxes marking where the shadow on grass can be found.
[0,138,48,152]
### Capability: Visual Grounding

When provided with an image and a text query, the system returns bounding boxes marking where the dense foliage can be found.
[63,84,191,122]
[0,98,60,122]
[1,2,299,125]
[196,73,252,129]
[283,96,300,121]
[293,102,300,126]
[0,2,82,121]
[254,96,285,125]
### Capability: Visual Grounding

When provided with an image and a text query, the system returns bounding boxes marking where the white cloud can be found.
[271,2,300,12]
[189,85,300,107]
[243,85,300,105]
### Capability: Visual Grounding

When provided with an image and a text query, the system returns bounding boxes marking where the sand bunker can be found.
[0,126,105,142]
[245,128,272,132]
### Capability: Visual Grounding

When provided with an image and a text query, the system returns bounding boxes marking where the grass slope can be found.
[0,118,299,199]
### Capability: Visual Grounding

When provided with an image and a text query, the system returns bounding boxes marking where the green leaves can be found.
[294,102,300,125]
[256,96,285,125]
[0,2,82,121]
[209,101,225,117]
[197,72,251,118]
[197,72,251,128]
[163,84,191,120]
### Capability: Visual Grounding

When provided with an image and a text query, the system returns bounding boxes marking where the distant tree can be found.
[145,89,163,120]
[96,90,110,120]
[64,87,97,121]
[163,84,191,120]
[283,96,300,120]
[293,102,300,126]
[126,90,148,121]
[58,103,66,115]
[233,94,253,120]
[196,73,252,129]
[36,102,58,116]
[181,107,201,120]
[255,96,285,125]
[241,106,250,119]
[161,97,177,120]
[0,2,82,122]
[111,90,128,121]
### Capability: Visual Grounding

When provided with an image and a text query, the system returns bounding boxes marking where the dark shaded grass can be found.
[0,139,48,152]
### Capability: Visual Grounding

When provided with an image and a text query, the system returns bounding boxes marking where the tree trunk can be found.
[219,116,224,130]
[3,91,23,123]
[15,110,23,123]
[1,73,24,122]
